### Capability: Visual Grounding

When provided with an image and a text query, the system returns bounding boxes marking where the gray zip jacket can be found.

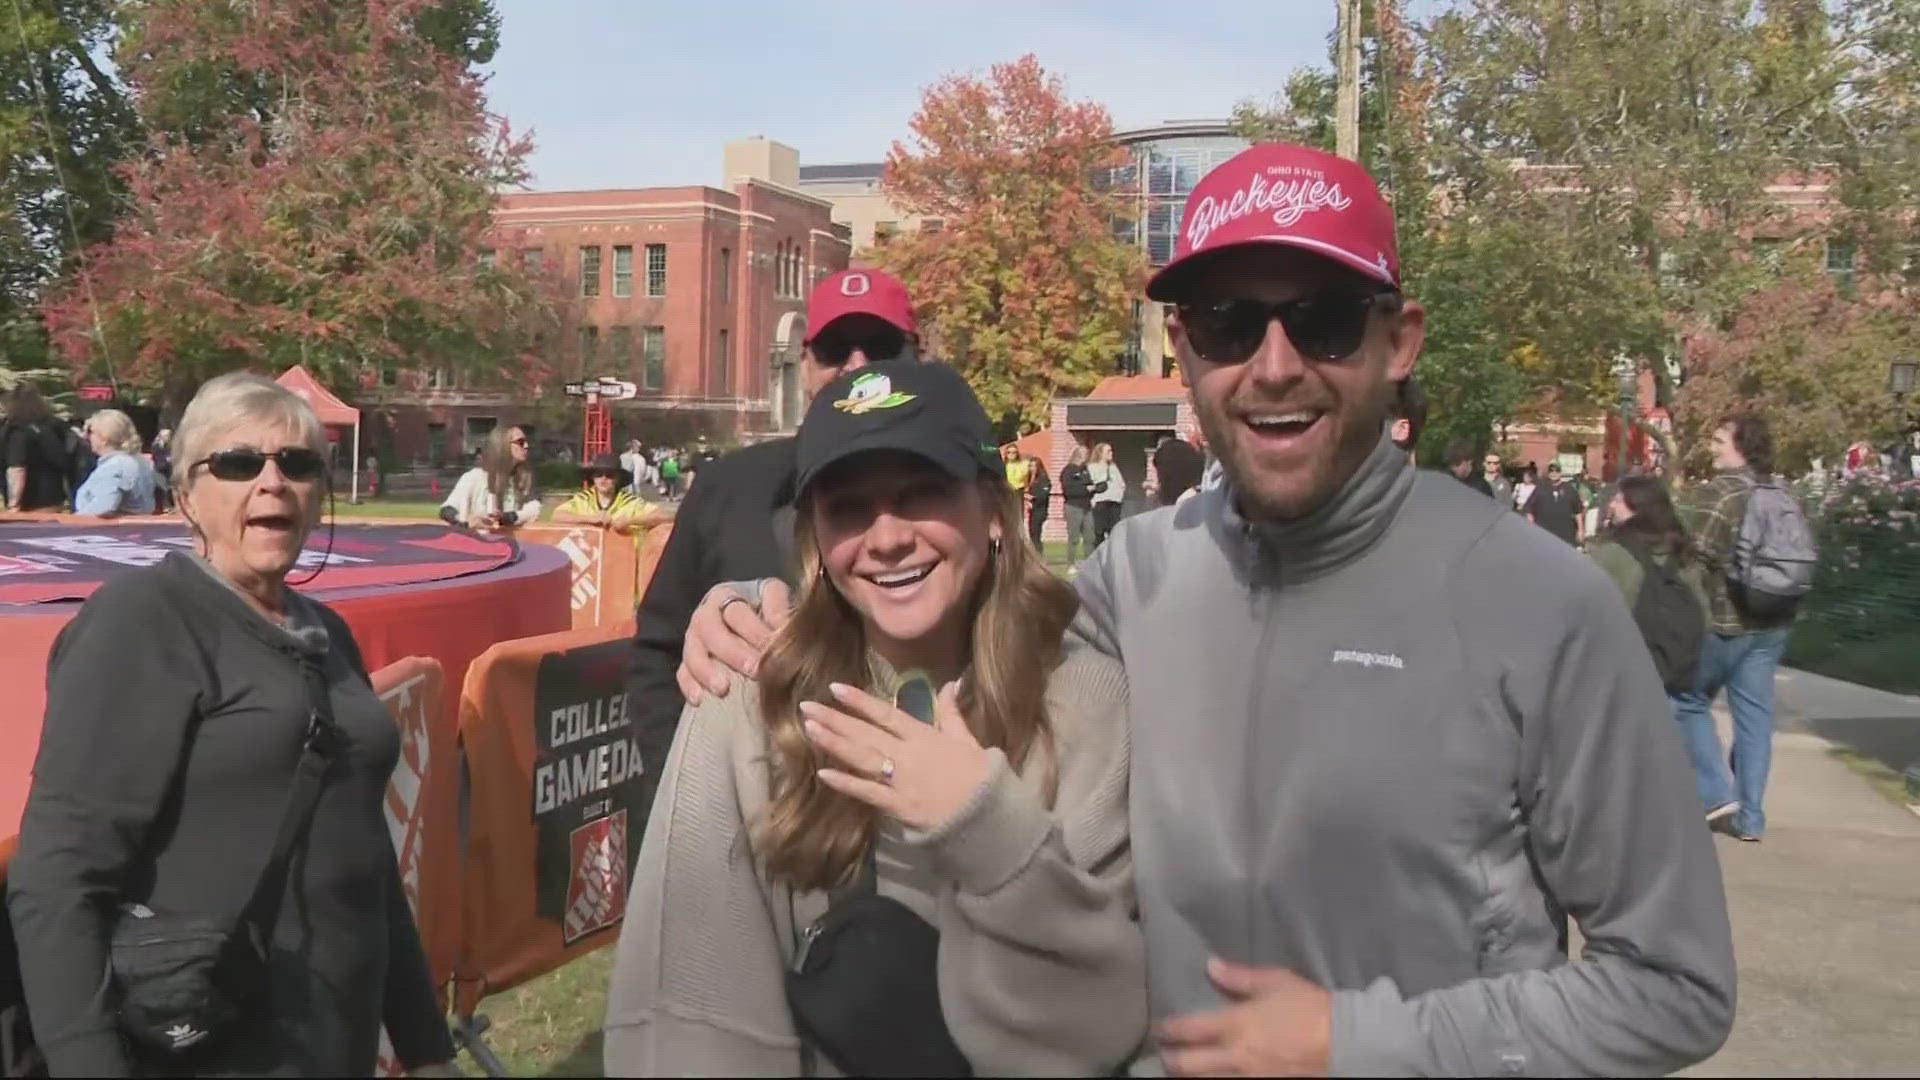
[1074,432,1735,1077]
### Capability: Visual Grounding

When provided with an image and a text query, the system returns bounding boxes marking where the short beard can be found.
[1199,403,1390,525]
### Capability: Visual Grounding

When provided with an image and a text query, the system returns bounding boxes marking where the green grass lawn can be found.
[331,498,448,519]
[461,949,611,1077]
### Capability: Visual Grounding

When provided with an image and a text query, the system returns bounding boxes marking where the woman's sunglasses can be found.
[807,327,915,366]
[1177,290,1395,365]
[192,447,326,483]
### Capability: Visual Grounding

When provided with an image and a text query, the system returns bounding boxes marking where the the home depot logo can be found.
[555,528,602,613]
[563,811,629,945]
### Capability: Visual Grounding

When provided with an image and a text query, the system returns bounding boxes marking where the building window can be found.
[609,326,634,379]
[720,246,731,302]
[522,248,544,274]
[713,328,730,394]
[478,248,495,269]
[1825,239,1856,278]
[578,324,599,376]
[921,218,944,234]
[612,245,633,298]
[774,241,790,298]
[426,422,447,466]
[645,243,667,296]
[580,246,602,298]
[641,326,666,390]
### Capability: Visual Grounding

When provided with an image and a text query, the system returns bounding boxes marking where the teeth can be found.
[1248,411,1320,426]
[871,567,932,586]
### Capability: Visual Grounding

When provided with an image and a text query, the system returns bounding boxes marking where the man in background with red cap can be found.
[675,146,1734,1076]
[624,267,920,816]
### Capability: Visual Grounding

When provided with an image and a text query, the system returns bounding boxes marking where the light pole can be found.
[1891,361,1918,478]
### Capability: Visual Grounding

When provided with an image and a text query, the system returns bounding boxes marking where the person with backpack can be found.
[1588,476,1719,818]
[1676,414,1815,842]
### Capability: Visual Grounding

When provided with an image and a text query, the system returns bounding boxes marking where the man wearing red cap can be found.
[624,267,920,811]
[676,146,1734,1076]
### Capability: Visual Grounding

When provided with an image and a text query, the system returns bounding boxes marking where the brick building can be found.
[366,138,851,468]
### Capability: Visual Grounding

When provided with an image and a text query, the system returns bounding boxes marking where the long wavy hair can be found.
[755,478,1078,892]
[477,425,533,504]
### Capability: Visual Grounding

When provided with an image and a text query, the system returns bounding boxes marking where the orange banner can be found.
[370,657,456,1078]
[516,525,662,631]
[454,622,642,1013]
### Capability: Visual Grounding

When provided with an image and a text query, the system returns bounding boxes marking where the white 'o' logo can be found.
[839,273,871,297]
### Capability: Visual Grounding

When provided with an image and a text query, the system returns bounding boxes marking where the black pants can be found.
[1092,502,1122,547]
[1028,500,1048,549]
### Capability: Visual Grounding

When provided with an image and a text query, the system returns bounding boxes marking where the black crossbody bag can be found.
[782,674,972,1078]
[106,656,343,1059]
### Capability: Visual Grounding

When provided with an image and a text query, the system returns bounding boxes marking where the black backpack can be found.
[1623,539,1707,694]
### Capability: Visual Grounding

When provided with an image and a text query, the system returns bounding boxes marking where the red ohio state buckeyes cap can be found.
[807,268,917,340]
[1146,143,1400,302]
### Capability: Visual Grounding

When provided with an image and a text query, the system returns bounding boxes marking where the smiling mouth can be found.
[247,514,295,531]
[864,565,934,589]
[1240,408,1327,439]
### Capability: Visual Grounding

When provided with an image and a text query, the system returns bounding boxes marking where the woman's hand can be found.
[806,682,991,833]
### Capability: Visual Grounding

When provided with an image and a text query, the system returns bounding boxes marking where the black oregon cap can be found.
[794,362,1004,496]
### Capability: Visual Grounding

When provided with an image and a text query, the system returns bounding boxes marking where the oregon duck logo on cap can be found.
[833,371,916,415]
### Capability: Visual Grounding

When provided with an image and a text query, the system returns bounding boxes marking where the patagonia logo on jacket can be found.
[1331,649,1404,670]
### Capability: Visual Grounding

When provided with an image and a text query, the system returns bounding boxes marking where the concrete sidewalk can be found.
[1683,668,1920,1077]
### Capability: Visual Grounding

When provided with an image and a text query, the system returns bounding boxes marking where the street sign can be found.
[77,384,114,402]
[562,377,638,400]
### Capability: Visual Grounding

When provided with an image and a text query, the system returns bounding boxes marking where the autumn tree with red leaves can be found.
[875,55,1142,433]
[41,0,559,414]
[1676,273,1919,475]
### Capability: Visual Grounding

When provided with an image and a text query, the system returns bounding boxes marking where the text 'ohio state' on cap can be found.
[1146,143,1400,303]
[807,268,917,340]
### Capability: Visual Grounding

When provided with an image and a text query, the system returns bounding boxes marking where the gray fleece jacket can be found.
[1074,432,1735,1077]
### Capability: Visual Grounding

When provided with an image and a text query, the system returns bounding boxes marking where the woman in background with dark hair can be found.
[3,385,70,512]
[1587,475,1724,826]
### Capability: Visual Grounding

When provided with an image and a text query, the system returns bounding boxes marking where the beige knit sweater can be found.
[602,639,1143,1077]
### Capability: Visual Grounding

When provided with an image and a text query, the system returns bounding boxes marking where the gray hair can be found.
[85,408,142,455]
[172,372,327,489]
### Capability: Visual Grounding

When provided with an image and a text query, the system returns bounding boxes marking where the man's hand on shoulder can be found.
[677,578,793,704]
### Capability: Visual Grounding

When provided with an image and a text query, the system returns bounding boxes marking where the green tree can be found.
[0,0,138,370]
[874,54,1143,434]
[1676,273,1916,474]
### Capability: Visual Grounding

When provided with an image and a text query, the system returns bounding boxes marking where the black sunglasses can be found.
[192,447,326,483]
[1177,290,1395,365]
[807,327,914,367]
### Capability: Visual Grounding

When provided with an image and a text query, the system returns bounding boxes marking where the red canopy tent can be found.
[275,365,363,502]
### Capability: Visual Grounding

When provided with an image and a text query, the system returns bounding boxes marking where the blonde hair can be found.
[172,372,326,489]
[1093,442,1114,464]
[85,409,141,455]
[1069,445,1089,465]
[755,479,1077,892]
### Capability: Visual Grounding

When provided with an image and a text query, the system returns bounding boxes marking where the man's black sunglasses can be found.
[807,327,915,366]
[192,447,326,483]
[1177,290,1397,365]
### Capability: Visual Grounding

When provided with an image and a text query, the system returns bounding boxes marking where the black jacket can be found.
[627,437,799,812]
[1061,463,1095,507]
[10,553,450,1075]
[1028,462,1052,506]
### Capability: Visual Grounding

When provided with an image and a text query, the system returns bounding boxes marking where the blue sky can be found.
[481,0,1349,190]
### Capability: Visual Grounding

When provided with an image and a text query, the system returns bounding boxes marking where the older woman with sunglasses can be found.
[9,373,455,1077]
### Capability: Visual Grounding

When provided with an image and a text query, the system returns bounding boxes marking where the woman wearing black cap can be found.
[604,361,1143,1077]
[552,453,671,533]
